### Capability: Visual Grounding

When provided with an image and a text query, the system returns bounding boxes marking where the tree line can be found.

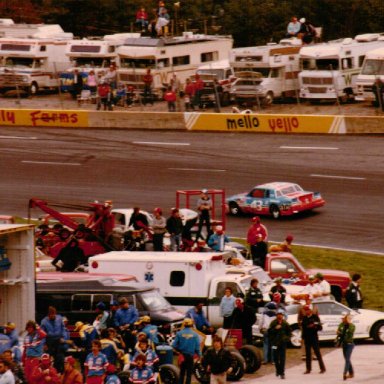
[2,0,384,47]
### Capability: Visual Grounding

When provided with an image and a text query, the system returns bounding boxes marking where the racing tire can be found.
[159,364,180,384]
[371,321,384,344]
[270,205,280,219]
[227,351,245,381]
[29,82,39,96]
[290,325,302,348]
[193,361,210,384]
[229,202,242,216]
[239,344,262,373]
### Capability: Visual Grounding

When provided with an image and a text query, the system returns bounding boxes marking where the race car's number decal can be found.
[250,200,263,211]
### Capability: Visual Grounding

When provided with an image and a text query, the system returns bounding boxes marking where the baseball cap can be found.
[308,275,315,280]
[277,309,285,315]
[74,321,84,331]
[183,318,194,326]
[41,354,51,364]
[201,189,208,194]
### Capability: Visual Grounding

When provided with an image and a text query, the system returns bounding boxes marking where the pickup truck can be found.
[264,251,351,302]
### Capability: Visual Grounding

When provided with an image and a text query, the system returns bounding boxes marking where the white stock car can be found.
[253,299,384,347]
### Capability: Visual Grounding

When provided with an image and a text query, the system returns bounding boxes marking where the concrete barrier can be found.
[1,108,383,134]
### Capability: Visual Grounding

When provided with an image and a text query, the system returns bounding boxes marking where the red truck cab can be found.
[265,251,351,302]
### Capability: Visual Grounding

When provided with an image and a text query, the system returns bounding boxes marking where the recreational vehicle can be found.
[356,47,384,101]
[116,32,233,97]
[299,33,384,101]
[0,37,70,94]
[229,39,302,104]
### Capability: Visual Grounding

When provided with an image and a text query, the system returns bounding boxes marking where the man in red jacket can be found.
[247,216,268,268]
[31,354,60,384]
[164,86,177,112]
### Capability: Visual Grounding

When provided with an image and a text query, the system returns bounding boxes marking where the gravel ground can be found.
[2,91,384,116]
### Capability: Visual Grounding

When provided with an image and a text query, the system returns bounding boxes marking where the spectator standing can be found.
[184,78,195,111]
[286,16,301,37]
[164,86,177,112]
[96,80,112,111]
[172,318,201,384]
[247,216,268,267]
[143,69,153,105]
[219,287,236,329]
[245,278,264,313]
[40,306,66,373]
[104,64,117,90]
[94,302,110,333]
[135,7,149,31]
[260,302,277,364]
[166,208,183,251]
[129,355,155,384]
[268,309,291,379]
[208,225,229,252]
[302,275,322,299]
[302,306,326,374]
[337,314,355,380]
[61,355,83,384]
[114,297,139,352]
[23,320,46,383]
[202,335,232,384]
[185,303,213,334]
[3,323,18,350]
[51,239,85,272]
[139,316,160,347]
[269,278,287,304]
[71,69,83,100]
[84,340,109,384]
[193,74,204,108]
[31,354,60,384]
[87,70,98,94]
[345,273,363,309]
[196,189,213,241]
[297,298,318,361]
[0,359,15,384]
[0,333,10,355]
[230,298,256,345]
[152,207,166,251]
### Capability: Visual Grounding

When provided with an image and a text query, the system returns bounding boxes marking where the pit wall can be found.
[0,109,383,134]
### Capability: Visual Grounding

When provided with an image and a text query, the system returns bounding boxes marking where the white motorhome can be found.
[230,39,302,104]
[356,47,384,101]
[116,32,233,96]
[299,33,384,101]
[0,37,70,94]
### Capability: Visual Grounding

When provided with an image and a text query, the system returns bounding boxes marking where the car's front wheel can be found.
[372,321,384,344]
[229,202,242,216]
[270,205,280,219]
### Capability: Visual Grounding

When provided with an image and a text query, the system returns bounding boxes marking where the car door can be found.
[315,301,348,340]
[247,188,268,214]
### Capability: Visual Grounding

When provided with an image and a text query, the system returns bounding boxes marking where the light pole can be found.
[174,2,180,35]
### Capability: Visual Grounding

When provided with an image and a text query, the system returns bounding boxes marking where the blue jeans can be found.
[263,333,272,363]
[170,233,182,251]
[272,343,287,376]
[343,343,354,375]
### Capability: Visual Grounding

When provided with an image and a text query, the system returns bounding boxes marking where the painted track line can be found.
[133,141,190,146]
[21,160,81,166]
[0,135,37,140]
[311,174,365,180]
[169,167,226,172]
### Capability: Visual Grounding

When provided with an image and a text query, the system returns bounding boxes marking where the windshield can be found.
[5,57,34,68]
[276,184,303,197]
[301,58,339,70]
[251,269,273,284]
[120,57,156,69]
[234,67,270,77]
[71,57,111,68]
[361,59,384,75]
[238,276,255,292]
[140,290,173,311]
[197,69,224,80]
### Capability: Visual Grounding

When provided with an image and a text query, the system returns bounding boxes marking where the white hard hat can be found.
[300,18,306,23]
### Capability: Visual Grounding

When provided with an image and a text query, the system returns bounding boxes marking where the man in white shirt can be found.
[0,359,15,384]
[302,275,321,299]
[315,273,331,300]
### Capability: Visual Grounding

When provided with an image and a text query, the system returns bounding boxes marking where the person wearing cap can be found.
[207,225,230,252]
[139,316,160,346]
[269,235,294,253]
[230,298,256,345]
[337,314,355,380]
[220,287,236,329]
[0,357,15,384]
[62,356,83,384]
[315,273,331,300]
[247,216,268,268]
[286,16,301,37]
[23,320,47,382]
[299,18,317,44]
[201,335,233,384]
[185,303,214,334]
[172,318,201,384]
[3,323,18,349]
[84,340,109,384]
[245,278,264,314]
[196,189,213,242]
[345,273,363,309]
[166,208,184,251]
[114,298,139,352]
[40,307,66,374]
[268,308,291,379]
[302,306,326,374]
[30,354,60,384]
[297,297,318,361]
[152,208,166,252]
[99,329,123,366]
[131,337,159,370]
[269,278,287,304]
[96,80,112,111]
[302,275,322,299]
